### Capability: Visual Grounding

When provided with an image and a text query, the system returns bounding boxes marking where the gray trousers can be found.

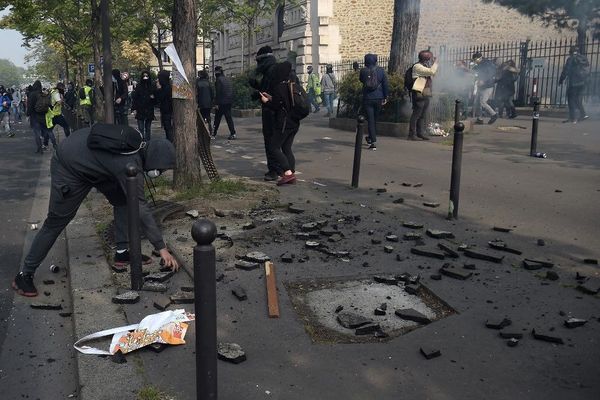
[22,156,129,274]
[475,87,496,118]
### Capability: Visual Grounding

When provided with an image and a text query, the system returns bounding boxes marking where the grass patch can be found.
[138,386,170,400]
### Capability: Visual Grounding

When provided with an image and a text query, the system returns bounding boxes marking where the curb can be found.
[66,205,144,400]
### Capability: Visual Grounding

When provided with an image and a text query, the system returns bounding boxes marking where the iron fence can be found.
[331,36,600,109]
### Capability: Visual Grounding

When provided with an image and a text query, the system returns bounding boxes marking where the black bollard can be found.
[454,100,461,125]
[125,163,143,290]
[530,101,540,156]
[351,115,365,188]
[448,122,465,220]
[192,219,218,400]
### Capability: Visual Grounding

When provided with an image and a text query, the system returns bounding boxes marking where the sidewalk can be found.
[65,113,599,400]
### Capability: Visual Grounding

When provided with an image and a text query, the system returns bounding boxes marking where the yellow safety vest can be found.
[80,86,93,106]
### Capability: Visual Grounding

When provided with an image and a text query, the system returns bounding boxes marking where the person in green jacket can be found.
[306,65,321,113]
[79,79,95,126]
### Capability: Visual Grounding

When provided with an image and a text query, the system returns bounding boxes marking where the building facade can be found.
[210,0,573,75]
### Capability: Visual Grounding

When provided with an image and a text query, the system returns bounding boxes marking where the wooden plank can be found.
[265,261,280,318]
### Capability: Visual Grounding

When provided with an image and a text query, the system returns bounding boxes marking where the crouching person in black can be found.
[12,124,179,297]
[258,61,301,186]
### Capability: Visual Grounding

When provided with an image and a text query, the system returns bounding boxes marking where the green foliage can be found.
[232,72,259,109]
[482,0,600,37]
[0,58,25,86]
[137,386,170,400]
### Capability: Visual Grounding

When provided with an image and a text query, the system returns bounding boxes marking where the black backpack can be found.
[363,66,380,91]
[404,64,416,92]
[288,80,310,120]
[87,123,145,155]
[79,87,87,100]
[34,91,51,113]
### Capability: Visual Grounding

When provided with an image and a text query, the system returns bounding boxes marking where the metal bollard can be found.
[351,115,365,188]
[454,100,461,125]
[192,219,218,400]
[125,163,143,290]
[530,101,540,157]
[448,122,465,220]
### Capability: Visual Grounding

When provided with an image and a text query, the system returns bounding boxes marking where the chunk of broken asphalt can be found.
[583,258,598,265]
[437,243,459,258]
[334,305,344,313]
[420,347,441,360]
[112,291,139,304]
[440,265,472,280]
[403,221,424,229]
[141,282,167,292]
[395,309,431,324]
[30,303,63,310]
[386,234,399,242]
[485,318,512,330]
[404,284,420,295]
[374,308,386,316]
[564,318,587,329]
[355,323,381,335]
[235,260,260,270]
[337,312,373,329]
[426,229,455,239]
[488,240,523,255]
[523,258,554,268]
[287,205,305,214]
[242,222,256,230]
[493,226,512,233]
[532,329,564,344]
[507,338,519,347]
[301,222,319,231]
[170,291,195,304]
[43,279,55,285]
[430,274,442,281]
[545,271,559,281]
[463,249,504,263]
[371,238,382,245]
[411,247,445,260]
[373,275,398,285]
[144,271,174,283]
[280,253,294,263]
[244,251,270,263]
[404,232,422,240]
[499,332,523,339]
[186,209,199,218]
[392,198,404,204]
[384,245,394,253]
[218,343,247,364]
[376,188,387,193]
[423,202,440,208]
[576,278,600,295]
[232,287,247,301]
[153,295,171,311]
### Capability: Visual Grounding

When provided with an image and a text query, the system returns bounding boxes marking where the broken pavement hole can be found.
[285,276,456,344]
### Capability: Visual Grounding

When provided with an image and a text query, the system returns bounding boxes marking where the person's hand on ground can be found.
[160,248,179,271]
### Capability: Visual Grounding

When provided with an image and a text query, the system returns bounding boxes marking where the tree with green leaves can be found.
[482,0,600,53]
[0,59,26,86]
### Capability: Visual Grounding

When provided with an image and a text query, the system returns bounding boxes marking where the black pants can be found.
[161,113,173,142]
[137,119,152,141]
[200,108,212,134]
[261,108,279,174]
[567,86,586,121]
[114,104,128,126]
[268,117,300,173]
[52,114,71,137]
[363,99,381,143]
[409,92,430,137]
[496,95,515,117]
[214,104,235,136]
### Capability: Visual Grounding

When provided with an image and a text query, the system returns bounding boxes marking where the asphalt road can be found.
[0,123,77,399]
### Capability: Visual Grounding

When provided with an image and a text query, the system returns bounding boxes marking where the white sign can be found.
[531,58,545,69]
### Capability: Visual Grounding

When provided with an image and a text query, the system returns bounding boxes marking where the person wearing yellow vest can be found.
[79,79,94,126]
[45,82,71,138]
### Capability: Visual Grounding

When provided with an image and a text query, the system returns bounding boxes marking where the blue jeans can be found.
[363,99,381,143]
[137,119,152,141]
[323,92,335,115]
[308,90,320,112]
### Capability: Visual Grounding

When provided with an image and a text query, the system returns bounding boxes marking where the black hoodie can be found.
[131,71,156,120]
[155,70,173,115]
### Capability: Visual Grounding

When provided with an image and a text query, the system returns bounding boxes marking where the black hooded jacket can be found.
[249,54,277,104]
[215,73,234,105]
[155,70,173,115]
[131,71,156,120]
[112,69,128,105]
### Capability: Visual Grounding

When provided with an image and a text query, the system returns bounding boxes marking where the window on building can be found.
[162,51,171,63]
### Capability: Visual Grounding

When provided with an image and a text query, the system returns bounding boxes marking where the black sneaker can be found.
[228,134,237,140]
[264,171,279,182]
[12,272,38,297]
[365,136,372,145]
[488,114,498,124]
[417,134,430,141]
[368,143,377,150]
[113,250,152,272]
[579,115,590,121]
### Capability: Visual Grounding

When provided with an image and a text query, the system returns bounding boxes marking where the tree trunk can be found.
[172,0,202,189]
[388,0,420,74]
[157,28,164,70]
[64,53,70,83]
[91,0,104,119]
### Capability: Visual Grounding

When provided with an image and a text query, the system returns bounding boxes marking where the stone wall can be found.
[332,0,573,61]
